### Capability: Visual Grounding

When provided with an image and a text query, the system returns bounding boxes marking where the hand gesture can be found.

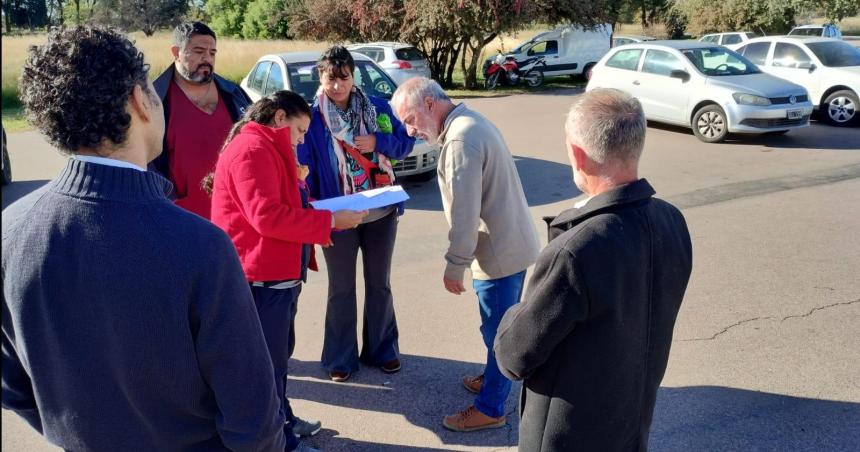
[443,276,466,295]
[354,134,377,153]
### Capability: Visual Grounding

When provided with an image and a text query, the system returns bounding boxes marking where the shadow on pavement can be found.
[287,355,518,450]
[401,155,579,212]
[2,180,50,210]
[647,121,860,151]
[650,386,860,451]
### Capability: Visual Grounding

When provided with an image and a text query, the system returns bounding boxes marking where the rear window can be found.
[395,47,425,61]
[789,27,823,36]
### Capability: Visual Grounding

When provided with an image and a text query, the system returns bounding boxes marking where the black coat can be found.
[149,66,252,180]
[494,179,693,452]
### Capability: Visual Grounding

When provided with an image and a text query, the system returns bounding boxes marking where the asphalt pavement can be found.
[2,90,859,451]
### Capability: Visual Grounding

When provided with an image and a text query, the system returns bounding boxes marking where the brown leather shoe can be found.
[442,405,505,432]
[462,374,483,394]
[381,358,401,374]
[329,370,350,382]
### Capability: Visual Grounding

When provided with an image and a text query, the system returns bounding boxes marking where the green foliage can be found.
[674,0,795,36]
[242,0,291,39]
[207,0,248,37]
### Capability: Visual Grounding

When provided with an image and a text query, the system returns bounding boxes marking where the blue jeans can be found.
[472,270,526,418]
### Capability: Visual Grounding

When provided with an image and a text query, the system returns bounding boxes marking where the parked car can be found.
[788,24,842,40]
[612,35,656,47]
[485,24,612,80]
[1,124,10,185]
[346,42,432,86]
[731,36,859,126]
[240,52,438,177]
[586,41,813,143]
[698,32,758,47]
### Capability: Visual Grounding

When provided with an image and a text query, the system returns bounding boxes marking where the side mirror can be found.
[669,70,691,82]
[798,62,817,72]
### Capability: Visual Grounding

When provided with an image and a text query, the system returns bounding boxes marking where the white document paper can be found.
[310,186,410,212]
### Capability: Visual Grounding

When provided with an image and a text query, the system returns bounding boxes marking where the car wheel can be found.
[485,72,500,90]
[692,104,729,143]
[583,63,595,81]
[525,70,544,88]
[822,90,858,126]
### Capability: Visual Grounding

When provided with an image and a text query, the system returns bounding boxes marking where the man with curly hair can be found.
[2,26,295,451]
[150,21,252,219]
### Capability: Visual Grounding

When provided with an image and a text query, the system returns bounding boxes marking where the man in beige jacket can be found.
[392,77,540,432]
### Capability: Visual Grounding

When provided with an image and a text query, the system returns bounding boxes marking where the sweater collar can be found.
[550,178,656,229]
[240,121,293,161]
[52,159,173,202]
[439,103,468,143]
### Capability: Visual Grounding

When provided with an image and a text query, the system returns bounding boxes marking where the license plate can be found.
[787,109,803,119]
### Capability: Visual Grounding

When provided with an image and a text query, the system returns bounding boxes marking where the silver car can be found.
[240,51,438,177]
[587,41,814,143]
[347,42,432,85]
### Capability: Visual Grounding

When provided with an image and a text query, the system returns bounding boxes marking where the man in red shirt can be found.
[151,22,251,219]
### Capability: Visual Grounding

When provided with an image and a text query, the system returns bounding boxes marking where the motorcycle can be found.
[483,53,547,90]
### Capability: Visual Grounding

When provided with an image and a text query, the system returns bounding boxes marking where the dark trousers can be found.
[249,284,300,451]
[321,211,400,373]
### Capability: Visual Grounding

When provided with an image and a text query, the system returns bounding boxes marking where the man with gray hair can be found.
[392,77,540,432]
[494,88,693,451]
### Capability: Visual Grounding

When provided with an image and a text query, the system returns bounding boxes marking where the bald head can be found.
[565,88,646,166]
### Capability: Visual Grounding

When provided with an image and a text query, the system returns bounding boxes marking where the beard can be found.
[178,63,214,84]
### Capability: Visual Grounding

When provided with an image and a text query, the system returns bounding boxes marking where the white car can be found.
[731,37,859,126]
[347,42,432,86]
[788,24,842,40]
[613,35,656,47]
[586,41,813,143]
[240,52,439,177]
[699,32,758,47]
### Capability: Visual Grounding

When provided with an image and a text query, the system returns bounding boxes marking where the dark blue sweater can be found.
[2,160,287,451]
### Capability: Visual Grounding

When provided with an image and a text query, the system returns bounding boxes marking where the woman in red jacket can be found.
[210,90,366,451]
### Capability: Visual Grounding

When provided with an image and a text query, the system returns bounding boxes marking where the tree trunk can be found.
[445,40,463,87]
[74,0,80,24]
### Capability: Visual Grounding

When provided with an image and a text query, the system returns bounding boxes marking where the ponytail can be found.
[202,90,312,196]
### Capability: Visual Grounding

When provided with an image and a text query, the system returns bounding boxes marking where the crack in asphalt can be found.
[679,316,775,342]
[679,297,860,341]
[666,162,860,210]
[781,298,860,322]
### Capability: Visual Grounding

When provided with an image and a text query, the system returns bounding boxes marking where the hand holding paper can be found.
[310,186,410,212]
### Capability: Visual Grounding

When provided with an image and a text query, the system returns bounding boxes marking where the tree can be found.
[673,0,795,36]
[242,0,291,39]
[95,0,187,35]
[207,0,247,37]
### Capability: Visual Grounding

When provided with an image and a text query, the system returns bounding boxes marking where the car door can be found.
[736,41,772,68]
[767,42,821,102]
[594,47,645,97]
[636,49,691,123]
[528,40,563,75]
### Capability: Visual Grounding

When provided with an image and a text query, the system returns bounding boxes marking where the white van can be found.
[492,24,613,78]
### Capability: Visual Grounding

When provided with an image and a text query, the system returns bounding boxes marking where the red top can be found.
[166,80,233,219]
[210,121,333,281]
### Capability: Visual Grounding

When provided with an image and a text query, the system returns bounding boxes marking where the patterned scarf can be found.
[316,85,395,194]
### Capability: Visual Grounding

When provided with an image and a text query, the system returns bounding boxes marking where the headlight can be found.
[733,93,771,106]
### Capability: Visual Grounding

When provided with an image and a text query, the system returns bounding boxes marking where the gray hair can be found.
[565,88,646,165]
[391,77,450,112]
[172,22,216,49]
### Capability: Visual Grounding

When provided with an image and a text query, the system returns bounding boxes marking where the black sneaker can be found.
[289,415,322,437]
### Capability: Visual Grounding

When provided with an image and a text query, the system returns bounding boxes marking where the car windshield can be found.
[511,38,539,55]
[806,41,860,67]
[789,28,822,36]
[286,60,398,104]
[681,47,761,76]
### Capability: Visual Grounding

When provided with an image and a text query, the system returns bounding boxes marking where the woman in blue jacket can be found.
[297,46,415,382]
